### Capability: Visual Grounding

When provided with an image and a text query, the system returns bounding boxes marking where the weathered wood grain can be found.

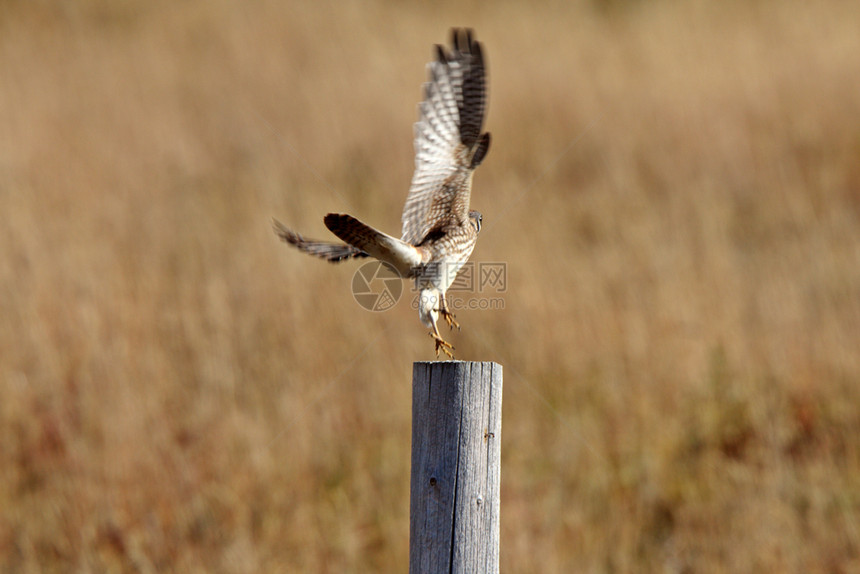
[410,361,503,574]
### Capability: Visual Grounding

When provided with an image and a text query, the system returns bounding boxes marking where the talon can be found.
[438,295,460,331]
[429,331,455,359]
[440,308,460,331]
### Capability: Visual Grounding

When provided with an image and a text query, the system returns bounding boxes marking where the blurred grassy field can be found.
[2,0,860,571]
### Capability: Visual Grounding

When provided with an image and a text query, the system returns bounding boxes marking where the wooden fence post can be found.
[409,361,503,574]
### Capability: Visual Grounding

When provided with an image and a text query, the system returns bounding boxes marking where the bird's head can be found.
[469,210,483,233]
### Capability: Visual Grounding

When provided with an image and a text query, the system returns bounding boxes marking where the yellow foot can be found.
[429,332,455,359]
[440,308,460,331]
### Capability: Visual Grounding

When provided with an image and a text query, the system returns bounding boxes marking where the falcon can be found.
[274,28,490,358]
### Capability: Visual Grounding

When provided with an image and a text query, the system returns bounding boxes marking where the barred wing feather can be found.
[401,29,489,246]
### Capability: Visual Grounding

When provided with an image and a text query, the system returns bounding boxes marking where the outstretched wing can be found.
[273,219,368,263]
[401,28,491,246]
[325,213,426,277]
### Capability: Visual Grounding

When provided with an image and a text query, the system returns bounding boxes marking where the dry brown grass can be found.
[2,0,859,571]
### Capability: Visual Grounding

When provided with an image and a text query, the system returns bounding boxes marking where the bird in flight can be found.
[274,28,490,358]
